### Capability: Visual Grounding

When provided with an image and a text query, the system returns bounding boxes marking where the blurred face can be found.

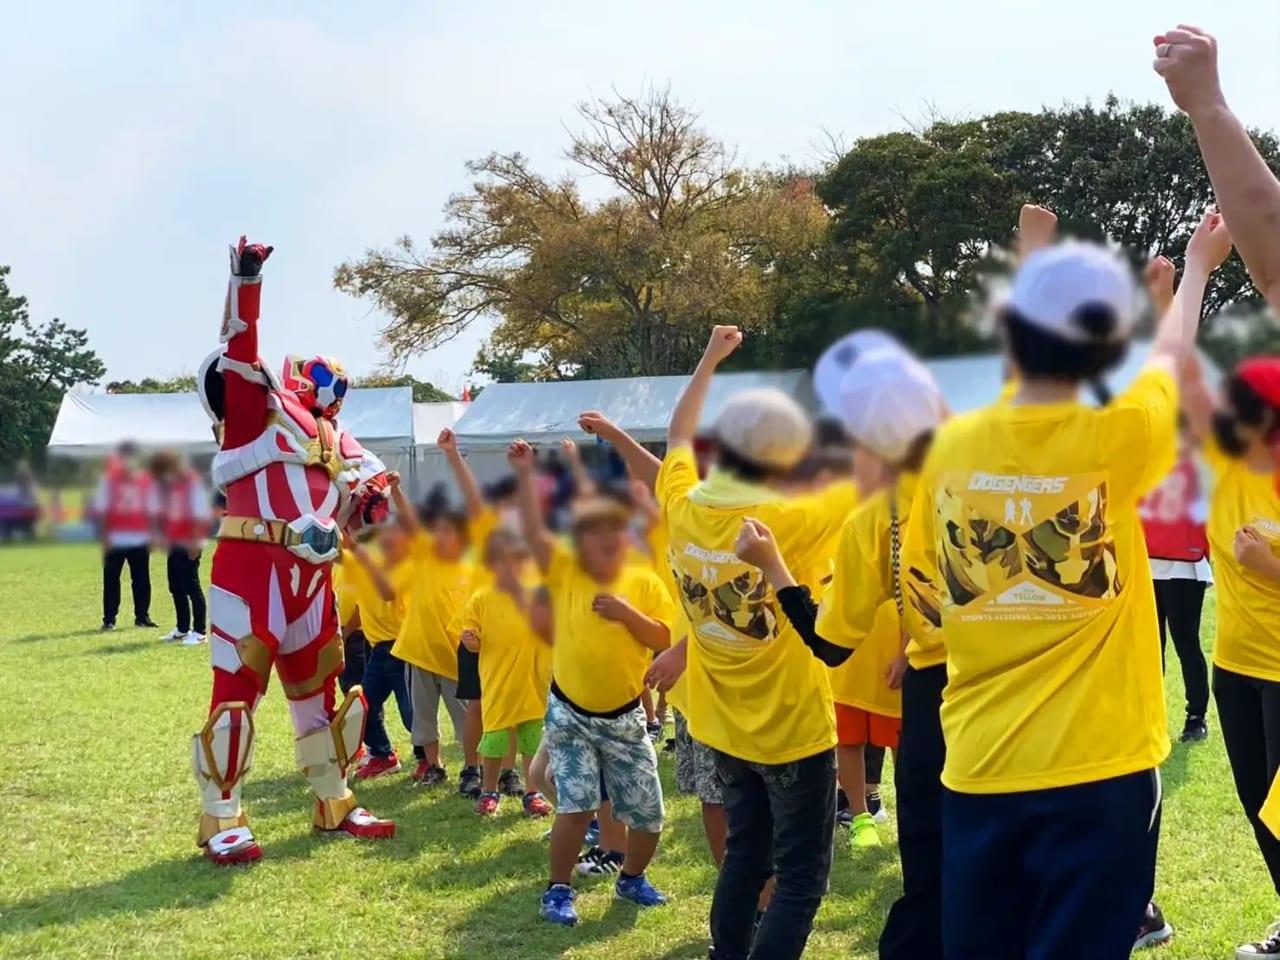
[432,518,467,561]
[487,541,528,586]
[575,519,628,580]
[853,447,889,494]
[378,526,409,564]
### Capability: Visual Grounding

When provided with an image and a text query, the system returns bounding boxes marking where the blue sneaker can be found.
[615,872,667,908]
[583,818,600,848]
[540,884,578,926]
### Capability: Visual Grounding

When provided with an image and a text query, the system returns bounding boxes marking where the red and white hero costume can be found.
[191,238,395,865]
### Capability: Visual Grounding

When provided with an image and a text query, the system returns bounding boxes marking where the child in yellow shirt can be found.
[509,439,674,927]
[457,527,553,818]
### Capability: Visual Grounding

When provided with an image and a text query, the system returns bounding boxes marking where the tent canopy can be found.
[453,370,815,450]
[47,387,415,459]
[412,401,469,448]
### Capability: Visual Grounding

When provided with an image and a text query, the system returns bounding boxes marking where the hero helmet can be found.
[282,355,349,419]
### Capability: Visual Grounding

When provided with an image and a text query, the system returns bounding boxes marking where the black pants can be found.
[865,743,886,784]
[103,545,151,625]
[880,663,947,960]
[340,631,369,695]
[1215,665,1280,895]
[1154,578,1209,718]
[165,546,206,633]
[710,747,837,960]
[942,770,1160,960]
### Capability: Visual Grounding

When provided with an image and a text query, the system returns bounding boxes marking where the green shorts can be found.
[478,718,544,759]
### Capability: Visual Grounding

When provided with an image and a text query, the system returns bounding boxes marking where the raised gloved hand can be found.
[229,236,274,278]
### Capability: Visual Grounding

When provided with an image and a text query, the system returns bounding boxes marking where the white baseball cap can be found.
[837,347,945,463]
[710,387,814,471]
[813,330,908,416]
[1008,242,1142,344]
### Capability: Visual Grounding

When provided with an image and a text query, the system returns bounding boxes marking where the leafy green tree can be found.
[335,87,828,379]
[0,266,105,467]
[351,373,455,403]
[105,375,197,394]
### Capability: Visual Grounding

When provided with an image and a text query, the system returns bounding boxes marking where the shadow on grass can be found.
[1161,736,1211,798]
[15,627,103,643]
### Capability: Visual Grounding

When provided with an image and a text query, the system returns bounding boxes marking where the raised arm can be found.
[389,475,418,536]
[438,428,485,517]
[579,411,661,490]
[218,238,274,448]
[1156,27,1280,312]
[560,437,596,498]
[341,532,395,603]
[508,439,554,572]
[1017,204,1058,264]
[668,326,743,449]
[1149,209,1232,373]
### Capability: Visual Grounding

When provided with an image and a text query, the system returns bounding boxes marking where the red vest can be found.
[103,469,153,535]
[1139,456,1210,562]
[161,470,204,543]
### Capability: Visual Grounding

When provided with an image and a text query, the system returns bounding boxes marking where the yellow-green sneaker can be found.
[851,812,882,849]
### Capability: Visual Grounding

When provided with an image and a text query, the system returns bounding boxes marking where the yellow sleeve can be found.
[636,570,676,627]
[815,504,884,651]
[469,508,499,552]
[545,540,575,592]
[1110,367,1178,499]
[655,446,699,513]
[901,457,943,646]
[457,589,484,638]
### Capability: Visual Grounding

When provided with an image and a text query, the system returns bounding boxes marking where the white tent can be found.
[454,370,815,449]
[410,401,469,497]
[47,387,416,469]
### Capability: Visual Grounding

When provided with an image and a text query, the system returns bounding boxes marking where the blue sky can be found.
[3,1,1277,395]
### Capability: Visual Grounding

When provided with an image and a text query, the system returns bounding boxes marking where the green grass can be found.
[0,543,1274,959]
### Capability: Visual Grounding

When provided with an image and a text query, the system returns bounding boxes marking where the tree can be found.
[335,87,828,379]
[0,266,106,468]
[351,373,455,403]
[813,97,1280,361]
[471,344,539,384]
[105,375,197,394]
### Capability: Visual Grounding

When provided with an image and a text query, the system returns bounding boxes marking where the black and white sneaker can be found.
[135,617,159,628]
[575,847,623,878]
[1238,931,1280,957]
[867,790,890,824]
[499,768,525,797]
[646,720,663,743]
[1180,715,1209,743]
[458,765,482,800]
[1134,901,1173,949]
[100,620,116,632]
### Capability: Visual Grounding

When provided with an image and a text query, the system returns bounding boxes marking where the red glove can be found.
[230,236,274,278]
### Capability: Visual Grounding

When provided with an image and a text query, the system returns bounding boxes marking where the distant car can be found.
[0,486,40,542]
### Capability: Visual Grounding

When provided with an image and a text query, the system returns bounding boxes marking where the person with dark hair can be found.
[650,326,857,960]
[91,440,157,631]
[900,210,1230,960]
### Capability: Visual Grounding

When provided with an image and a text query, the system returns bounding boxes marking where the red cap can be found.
[1237,357,1280,407]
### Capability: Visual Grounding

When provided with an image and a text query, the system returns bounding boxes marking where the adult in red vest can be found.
[91,441,157,630]
[1139,417,1212,743]
[149,450,212,646]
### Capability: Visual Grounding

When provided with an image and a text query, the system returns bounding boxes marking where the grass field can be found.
[0,543,1276,959]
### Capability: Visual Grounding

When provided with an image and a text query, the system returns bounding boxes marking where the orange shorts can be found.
[835,703,901,749]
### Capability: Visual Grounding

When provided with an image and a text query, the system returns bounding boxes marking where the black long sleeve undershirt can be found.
[776,584,853,667]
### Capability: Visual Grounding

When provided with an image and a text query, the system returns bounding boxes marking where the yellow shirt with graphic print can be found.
[658,446,857,765]
[909,367,1176,793]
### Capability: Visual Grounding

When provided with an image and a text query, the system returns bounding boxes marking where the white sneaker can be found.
[181,631,207,646]
[159,628,185,642]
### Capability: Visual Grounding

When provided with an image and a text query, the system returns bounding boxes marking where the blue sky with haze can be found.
[2,1,1277,393]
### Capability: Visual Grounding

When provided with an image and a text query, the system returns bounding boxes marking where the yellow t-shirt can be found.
[910,367,1177,793]
[393,512,498,677]
[1205,440,1280,681]
[342,551,407,645]
[457,583,552,732]
[664,606,693,715]
[547,541,675,713]
[658,445,858,765]
[333,563,359,630]
[816,477,919,719]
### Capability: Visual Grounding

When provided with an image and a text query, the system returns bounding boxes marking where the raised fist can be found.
[230,236,274,278]
[437,428,457,453]
[1153,27,1225,120]
[702,325,743,365]
[507,438,535,472]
